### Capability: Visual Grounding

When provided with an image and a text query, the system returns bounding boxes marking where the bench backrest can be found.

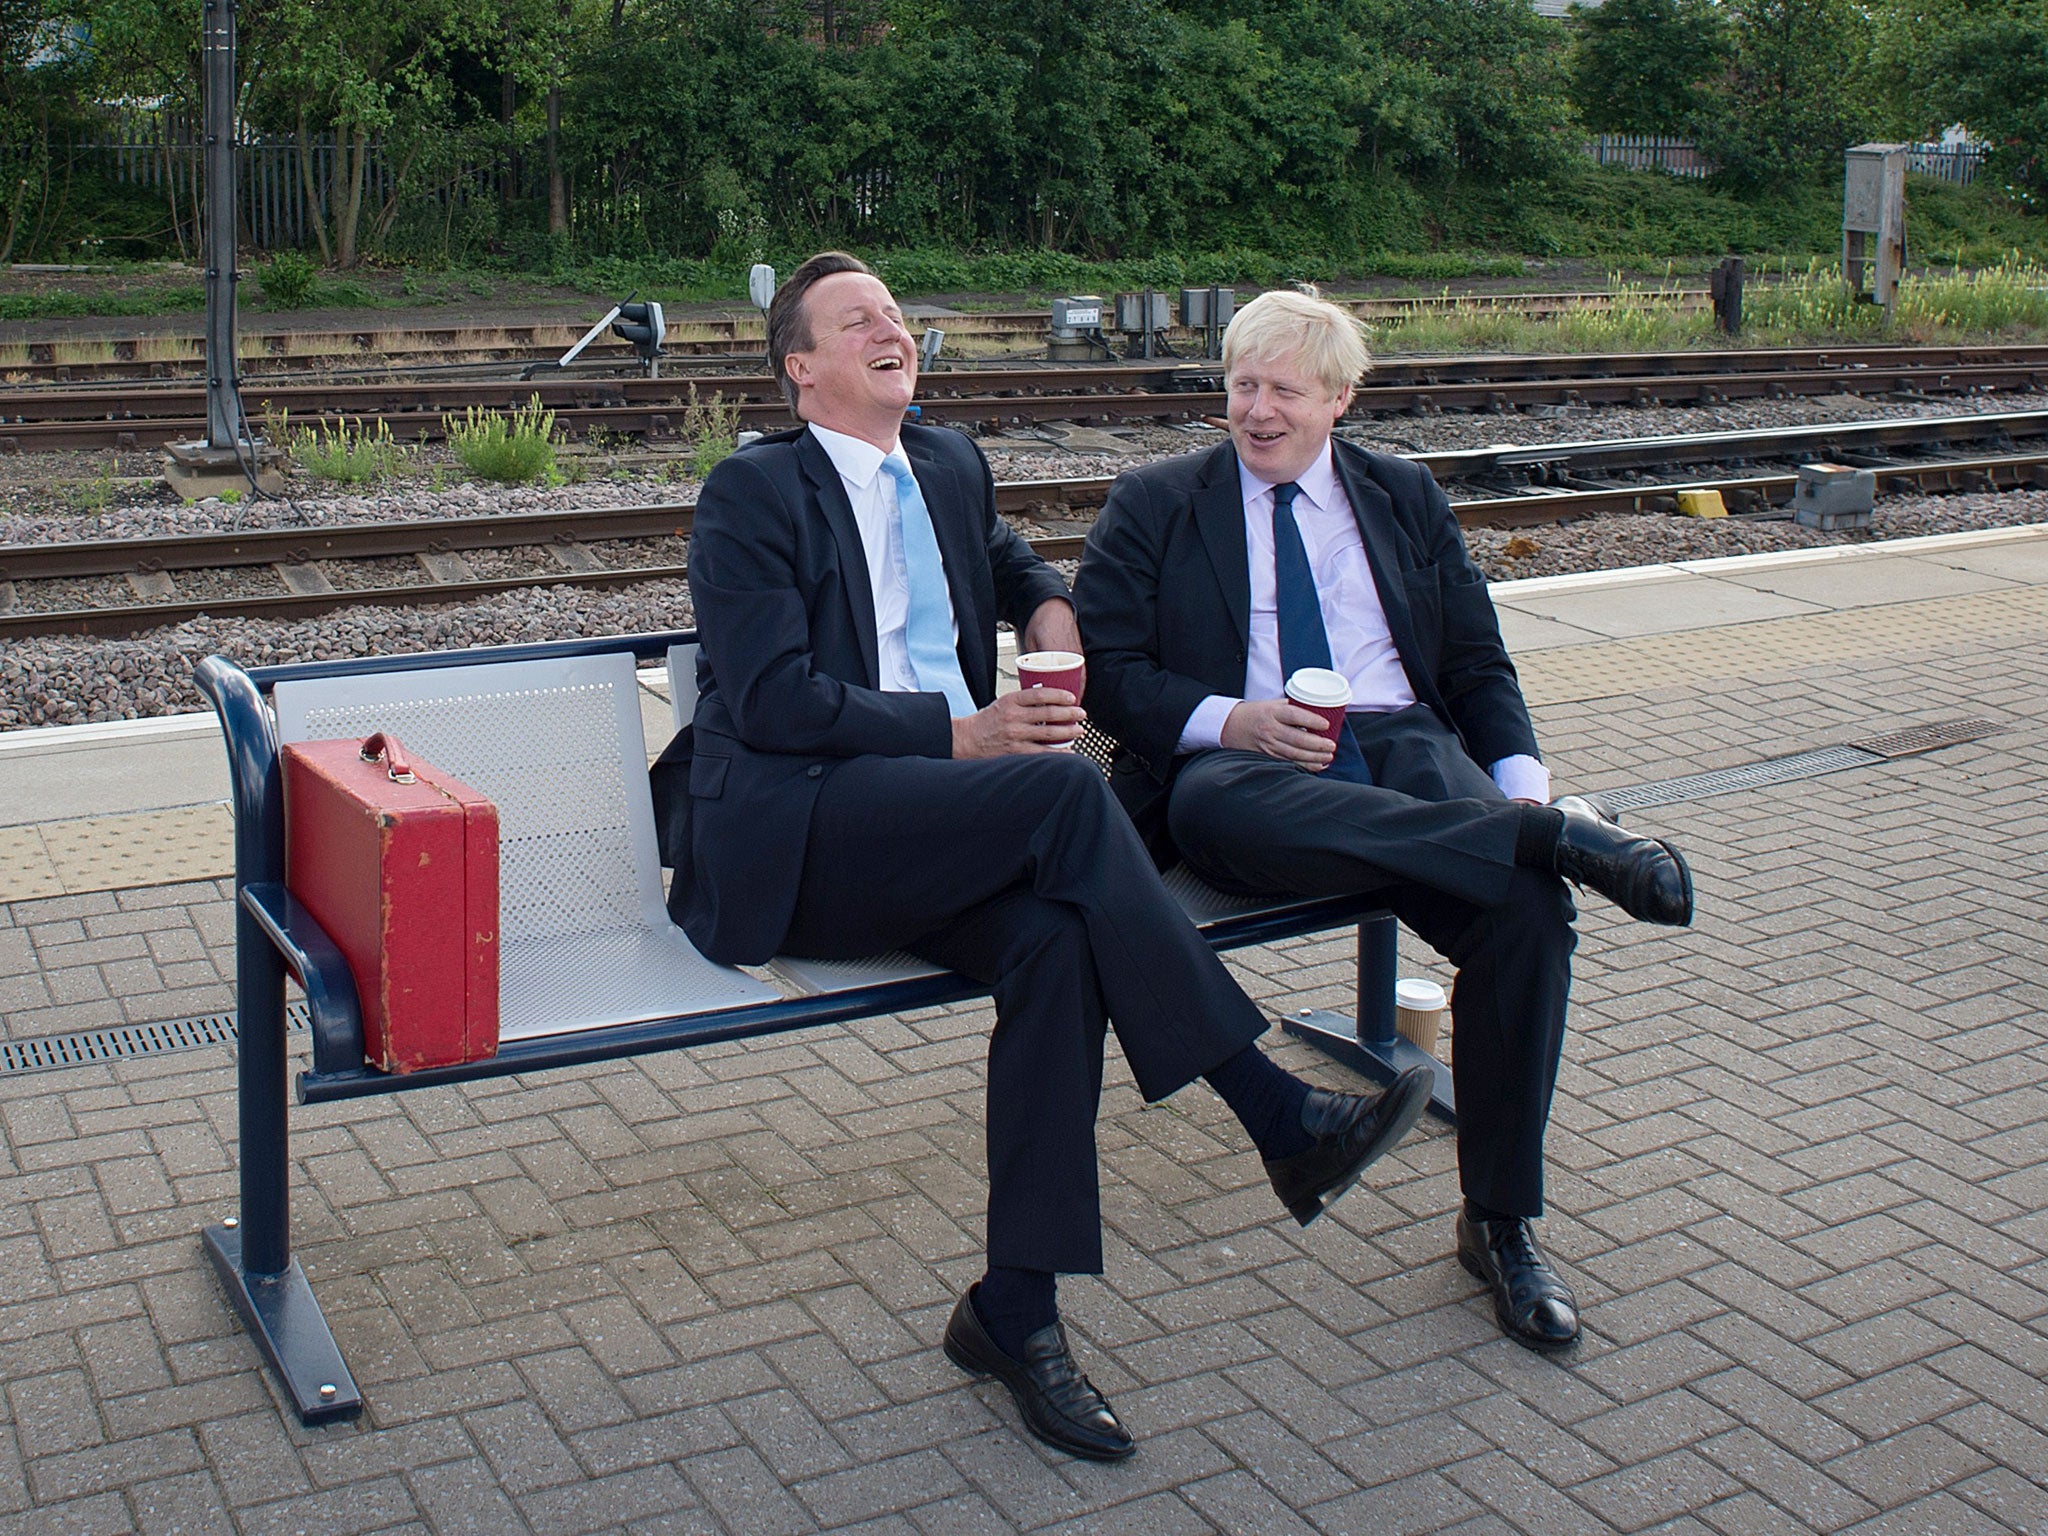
[272,651,780,1039]
[275,652,661,944]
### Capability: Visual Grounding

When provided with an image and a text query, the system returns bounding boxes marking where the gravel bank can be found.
[4,389,2047,729]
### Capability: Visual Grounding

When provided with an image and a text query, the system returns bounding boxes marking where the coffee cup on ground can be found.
[1017,650,1085,701]
[1284,667,1352,747]
[1394,976,1447,1056]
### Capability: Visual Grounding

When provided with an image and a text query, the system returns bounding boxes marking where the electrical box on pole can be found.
[1843,143,1907,312]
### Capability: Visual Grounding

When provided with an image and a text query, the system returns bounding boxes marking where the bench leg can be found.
[205,899,361,1424]
[1279,914,1456,1124]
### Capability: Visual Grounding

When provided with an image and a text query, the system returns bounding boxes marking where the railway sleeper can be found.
[274,563,336,596]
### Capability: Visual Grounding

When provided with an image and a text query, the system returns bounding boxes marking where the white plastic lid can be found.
[1395,977,1447,1011]
[1284,667,1352,708]
[1016,650,1083,670]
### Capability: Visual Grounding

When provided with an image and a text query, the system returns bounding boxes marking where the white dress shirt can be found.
[1178,442,1550,802]
[809,423,959,693]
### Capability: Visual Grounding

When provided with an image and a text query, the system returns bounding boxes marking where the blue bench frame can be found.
[196,628,1447,1426]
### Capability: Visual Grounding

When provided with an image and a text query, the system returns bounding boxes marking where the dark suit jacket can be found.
[652,422,1070,964]
[1074,438,1539,865]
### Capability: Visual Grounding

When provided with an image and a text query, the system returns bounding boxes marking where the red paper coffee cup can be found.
[1285,667,1352,745]
[1017,650,1085,701]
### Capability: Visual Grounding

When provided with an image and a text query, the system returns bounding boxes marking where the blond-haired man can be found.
[1076,289,1694,1350]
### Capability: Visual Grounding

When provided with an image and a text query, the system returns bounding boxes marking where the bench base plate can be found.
[203,1223,362,1425]
[1282,1008,1457,1124]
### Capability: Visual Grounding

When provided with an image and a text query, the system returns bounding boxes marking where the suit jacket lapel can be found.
[1194,443,1252,664]
[796,430,882,688]
[903,439,992,690]
[1332,443,1440,709]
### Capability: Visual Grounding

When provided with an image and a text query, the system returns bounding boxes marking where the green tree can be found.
[252,0,494,266]
[1569,0,1732,136]
[1695,0,1874,185]
[1871,0,2048,203]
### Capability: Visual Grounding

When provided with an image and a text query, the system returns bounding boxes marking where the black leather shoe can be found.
[1551,795,1694,926]
[1264,1066,1433,1227]
[942,1287,1135,1461]
[1457,1211,1581,1350]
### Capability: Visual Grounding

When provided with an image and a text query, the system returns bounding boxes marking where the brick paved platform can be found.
[1,531,2046,1533]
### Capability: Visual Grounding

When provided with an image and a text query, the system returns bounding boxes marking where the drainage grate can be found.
[0,1001,306,1077]
[1847,718,2002,759]
[1596,718,2002,813]
[1596,745,1885,812]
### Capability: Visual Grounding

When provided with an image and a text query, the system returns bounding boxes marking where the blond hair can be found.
[1222,289,1371,396]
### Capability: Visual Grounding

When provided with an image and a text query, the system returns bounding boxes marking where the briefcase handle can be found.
[358,732,417,785]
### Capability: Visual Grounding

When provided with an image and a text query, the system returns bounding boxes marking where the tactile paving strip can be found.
[0,803,233,905]
[1517,586,2048,706]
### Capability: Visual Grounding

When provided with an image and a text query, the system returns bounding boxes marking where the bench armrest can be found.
[239,882,365,1078]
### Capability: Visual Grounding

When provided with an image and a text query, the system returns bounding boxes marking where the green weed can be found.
[681,387,741,479]
[444,397,560,485]
[63,459,118,513]
[280,411,412,484]
[260,250,319,309]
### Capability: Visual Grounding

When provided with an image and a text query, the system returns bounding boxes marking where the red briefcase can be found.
[281,732,499,1073]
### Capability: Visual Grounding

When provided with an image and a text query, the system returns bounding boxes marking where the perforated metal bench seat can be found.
[194,629,1420,1427]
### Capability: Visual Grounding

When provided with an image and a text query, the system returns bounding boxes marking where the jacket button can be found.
[805,765,822,779]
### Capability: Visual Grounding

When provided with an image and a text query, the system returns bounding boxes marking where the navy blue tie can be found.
[1272,481,1371,783]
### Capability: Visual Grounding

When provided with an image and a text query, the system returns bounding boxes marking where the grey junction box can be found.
[1794,462,1877,530]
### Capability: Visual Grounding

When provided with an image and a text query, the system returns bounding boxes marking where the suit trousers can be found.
[779,749,1268,1275]
[1167,705,1575,1217]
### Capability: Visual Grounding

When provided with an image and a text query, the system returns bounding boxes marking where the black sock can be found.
[1464,1197,1524,1225]
[1514,805,1566,868]
[1206,1044,1313,1161]
[973,1267,1057,1358]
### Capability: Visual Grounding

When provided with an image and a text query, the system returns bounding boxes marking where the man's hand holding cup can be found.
[953,650,1087,759]
[1221,667,1352,770]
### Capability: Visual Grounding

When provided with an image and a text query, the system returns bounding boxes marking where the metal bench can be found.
[196,629,1439,1426]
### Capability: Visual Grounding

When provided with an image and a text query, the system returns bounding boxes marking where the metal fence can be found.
[78,109,459,252]
[1583,135,1991,187]
[1905,144,1988,185]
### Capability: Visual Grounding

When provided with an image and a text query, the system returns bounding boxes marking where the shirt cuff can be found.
[1491,754,1550,804]
[1177,695,1240,754]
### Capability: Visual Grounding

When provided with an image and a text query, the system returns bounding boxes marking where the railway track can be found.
[0,287,1718,385]
[5,410,2044,641]
[5,343,2048,455]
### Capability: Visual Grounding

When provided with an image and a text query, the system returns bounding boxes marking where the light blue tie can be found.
[880,454,976,717]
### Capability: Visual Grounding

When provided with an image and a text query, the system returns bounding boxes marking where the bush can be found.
[444,398,559,485]
[259,250,319,309]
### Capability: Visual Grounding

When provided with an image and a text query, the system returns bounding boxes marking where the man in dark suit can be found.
[653,255,1433,1460]
[1075,288,1695,1352]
